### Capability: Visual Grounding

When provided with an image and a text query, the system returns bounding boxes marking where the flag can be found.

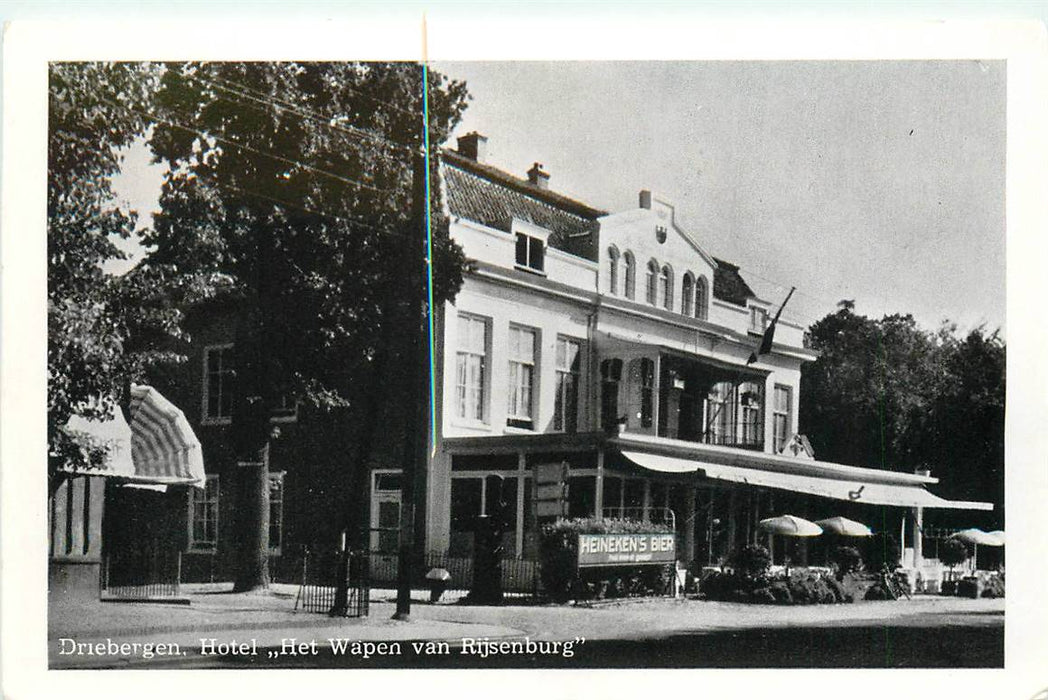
[747,287,795,364]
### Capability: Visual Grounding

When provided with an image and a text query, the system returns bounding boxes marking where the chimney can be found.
[456,131,487,163]
[915,467,932,478]
[527,162,550,190]
[639,190,653,209]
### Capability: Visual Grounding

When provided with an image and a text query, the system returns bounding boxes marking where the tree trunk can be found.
[232,442,271,592]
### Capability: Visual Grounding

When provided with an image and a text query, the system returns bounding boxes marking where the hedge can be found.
[539,518,674,602]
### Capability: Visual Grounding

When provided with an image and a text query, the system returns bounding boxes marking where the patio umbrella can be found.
[758,515,822,577]
[951,528,1003,547]
[758,514,824,537]
[987,530,1005,545]
[815,516,873,537]
[950,528,1003,573]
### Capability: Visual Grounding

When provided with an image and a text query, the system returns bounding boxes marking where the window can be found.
[515,232,545,273]
[682,273,694,316]
[750,306,769,334]
[646,260,659,305]
[607,246,619,295]
[268,472,284,553]
[705,381,734,445]
[773,385,792,453]
[695,276,709,321]
[202,345,234,423]
[661,265,673,310]
[507,325,537,429]
[455,313,488,422]
[600,358,623,429]
[189,475,219,550]
[738,382,764,448]
[640,357,655,428]
[554,337,582,432]
[623,252,636,300]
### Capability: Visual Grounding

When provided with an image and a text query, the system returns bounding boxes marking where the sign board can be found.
[577,532,676,568]
[533,462,569,520]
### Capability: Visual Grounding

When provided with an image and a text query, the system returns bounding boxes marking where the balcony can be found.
[599,348,767,452]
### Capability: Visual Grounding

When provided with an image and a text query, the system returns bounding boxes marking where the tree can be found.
[48,62,200,483]
[800,305,1005,529]
[939,537,968,579]
[145,62,469,590]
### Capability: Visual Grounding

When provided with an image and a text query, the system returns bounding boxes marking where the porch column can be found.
[515,451,526,558]
[899,512,907,567]
[683,485,697,566]
[595,449,605,522]
[912,507,924,570]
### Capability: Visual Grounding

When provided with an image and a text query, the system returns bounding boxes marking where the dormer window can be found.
[515,233,545,273]
[512,220,548,275]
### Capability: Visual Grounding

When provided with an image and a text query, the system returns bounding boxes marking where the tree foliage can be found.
[800,305,1005,526]
[142,62,470,590]
[146,62,468,412]
[48,62,206,476]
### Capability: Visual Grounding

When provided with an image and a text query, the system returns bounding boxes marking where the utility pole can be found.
[393,63,431,621]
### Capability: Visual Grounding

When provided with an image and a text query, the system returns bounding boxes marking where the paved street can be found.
[48,586,1003,669]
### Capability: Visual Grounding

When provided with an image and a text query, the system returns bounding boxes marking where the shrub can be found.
[956,577,982,599]
[830,545,863,580]
[824,576,847,603]
[768,581,793,604]
[941,580,959,596]
[981,576,1005,598]
[866,533,901,572]
[730,543,772,582]
[538,517,675,602]
[864,582,893,600]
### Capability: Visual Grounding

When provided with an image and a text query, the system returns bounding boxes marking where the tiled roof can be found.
[712,258,757,306]
[441,147,757,303]
[441,149,604,259]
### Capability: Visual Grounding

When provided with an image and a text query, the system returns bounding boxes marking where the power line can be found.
[203,68,424,130]
[184,70,421,158]
[100,96,397,195]
[71,129,423,244]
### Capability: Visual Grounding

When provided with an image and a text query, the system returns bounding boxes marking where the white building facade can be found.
[411,133,990,572]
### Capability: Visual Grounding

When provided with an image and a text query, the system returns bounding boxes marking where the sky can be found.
[431,60,1006,337]
[109,60,1006,337]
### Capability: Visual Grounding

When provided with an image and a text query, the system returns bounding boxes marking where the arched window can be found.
[607,246,619,295]
[681,273,694,316]
[646,259,659,305]
[623,252,636,300]
[695,275,709,321]
[661,265,673,310]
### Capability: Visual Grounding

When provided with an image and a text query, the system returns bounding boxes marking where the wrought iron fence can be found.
[100,548,182,599]
[368,551,541,601]
[294,549,369,617]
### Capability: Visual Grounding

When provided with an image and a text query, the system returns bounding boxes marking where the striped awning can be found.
[62,384,205,489]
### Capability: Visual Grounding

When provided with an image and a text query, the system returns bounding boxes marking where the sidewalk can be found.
[48,583,1004,669]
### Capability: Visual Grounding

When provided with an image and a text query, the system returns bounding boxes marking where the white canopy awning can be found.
[62,384,206,489]
[620,450,993,511]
